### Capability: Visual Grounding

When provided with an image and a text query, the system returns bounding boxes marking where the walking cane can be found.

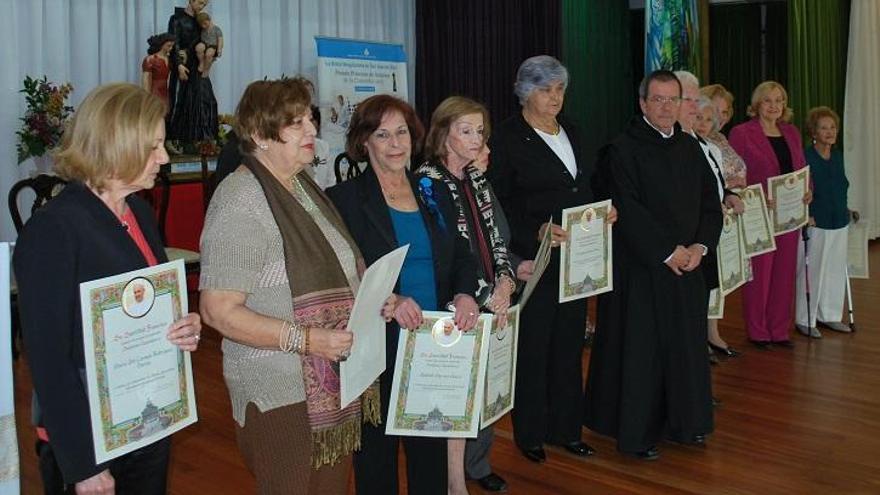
[845,265,857,332]
[802,226,813,342]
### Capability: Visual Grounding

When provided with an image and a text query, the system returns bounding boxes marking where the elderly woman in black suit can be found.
[14,83,201,495]
[487,55,616,464]
[326,94,479,495]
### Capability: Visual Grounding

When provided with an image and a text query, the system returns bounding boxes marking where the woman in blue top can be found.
[326,95,479,495]
[795,107,859,337]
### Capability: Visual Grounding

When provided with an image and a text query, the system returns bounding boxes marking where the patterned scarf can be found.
[242,155,379,468]
[416,159,514,305]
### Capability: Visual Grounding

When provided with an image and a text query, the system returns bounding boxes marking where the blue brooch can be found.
[418,177,447,232]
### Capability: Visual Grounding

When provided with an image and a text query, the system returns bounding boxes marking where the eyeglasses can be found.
[646,95,682,105]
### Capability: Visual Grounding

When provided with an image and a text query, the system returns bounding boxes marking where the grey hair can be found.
[697,95,720,133]
[674,70,700,90]
[513,55,569,105]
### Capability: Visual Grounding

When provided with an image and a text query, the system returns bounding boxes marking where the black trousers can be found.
[38,436,171,495]
[354,356,447,495]
[511,260,588,449]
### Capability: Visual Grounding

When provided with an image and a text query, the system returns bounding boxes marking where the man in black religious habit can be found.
[583,70,723,460]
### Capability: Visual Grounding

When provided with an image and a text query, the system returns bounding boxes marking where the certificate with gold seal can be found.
[717,210,747,296]
[481,305,520,428]
[768,168,810,235]
[79,259,197,463]
[739,185,776,257]
[559,200,613,303]
[385,312,491,438]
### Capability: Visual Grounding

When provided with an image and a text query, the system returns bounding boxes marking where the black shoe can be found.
[709,352,720,365]
[624,446,660,460]
[773,340,795,348]
[708,342,740,358]
[520,446,546,463]
[750,340,771,350]
[712,396,722,407]
[476,473,507,492]
[558,440,595,457]
[668,434,706,446]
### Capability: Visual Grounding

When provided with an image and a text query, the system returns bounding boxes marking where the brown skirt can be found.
[236,402,351,495]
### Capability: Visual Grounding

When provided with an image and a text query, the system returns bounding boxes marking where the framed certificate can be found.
[847,221,870,279]
[708,288,724,320]
[385,312,491,438]
[739,185,777,257]
[520,216,553,308]
[481,305,520,429]
[717,211,747,296]
[768,168,810,236]
[559,200,613,303]
[79,259,197,463]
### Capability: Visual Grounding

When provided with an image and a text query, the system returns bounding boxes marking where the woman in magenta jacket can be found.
[729,81,812,348]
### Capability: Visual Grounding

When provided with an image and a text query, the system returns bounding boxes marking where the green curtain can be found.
[788,0,850,140]
[561,0,633,165]
[709,3,788,128]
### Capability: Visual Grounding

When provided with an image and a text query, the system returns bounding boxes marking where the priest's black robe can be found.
[584,117,723,453]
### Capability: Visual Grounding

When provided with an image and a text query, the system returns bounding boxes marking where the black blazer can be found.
[14,181,167,484]
[326,166,477,307]
[327,167,478,374]
[487,113,600,259]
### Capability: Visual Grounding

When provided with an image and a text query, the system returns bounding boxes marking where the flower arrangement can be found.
[16,75,74,164]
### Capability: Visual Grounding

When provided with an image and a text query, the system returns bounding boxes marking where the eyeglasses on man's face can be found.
[646,95,682,106]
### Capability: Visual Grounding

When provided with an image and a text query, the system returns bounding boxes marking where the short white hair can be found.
[674,70,700,90]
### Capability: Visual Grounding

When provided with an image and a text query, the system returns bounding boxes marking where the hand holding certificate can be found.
[768,168,810,235]
[481,305,520,428]
[739,185,777,257]
[559,200,613,302]
[340,245,409,408]
[519,216,554,308]
[385,312,491,438]
[79,259,198,463]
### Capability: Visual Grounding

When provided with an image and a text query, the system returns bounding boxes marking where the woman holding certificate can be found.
[729,81,811,348]
[487,55,614,463]
[326,95,479,495]
[795,107,857,337]
[693,95,744,358]
[415,96,516,494]
[14,83,202,495]
[200,78,365,493]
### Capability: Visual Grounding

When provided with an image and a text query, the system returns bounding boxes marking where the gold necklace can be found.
[381,186,397,202]
[526,114,560,135]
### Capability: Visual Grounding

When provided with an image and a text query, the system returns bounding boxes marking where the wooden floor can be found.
[12,241,880,494]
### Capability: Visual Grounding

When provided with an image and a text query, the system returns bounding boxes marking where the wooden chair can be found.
[153,166,201,273]
[334,152,366,183]
[7,174,68,359]
[8,174,68,234]
[200,154,215,211]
